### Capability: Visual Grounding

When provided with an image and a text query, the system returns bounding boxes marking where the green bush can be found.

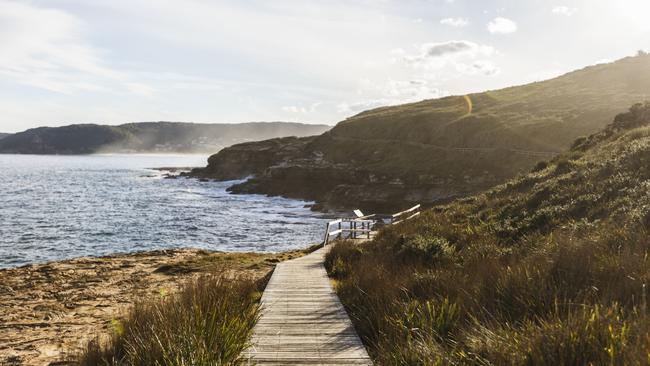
[324,240,363,279]
[395,234,454,263]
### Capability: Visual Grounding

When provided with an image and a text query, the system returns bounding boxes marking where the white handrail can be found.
[392,211,420,225]
[323,204,421,244]
[323,219,343,244]
[391,204,421,218]
[323,219,375,244]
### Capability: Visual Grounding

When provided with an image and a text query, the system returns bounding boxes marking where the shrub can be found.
[395,234,454,263]
[531,160,549,172]
[75,273,261,366]
[554,159,573,174]
[613,102,650,130]
[324,240,363,279]
[570,136,588,151]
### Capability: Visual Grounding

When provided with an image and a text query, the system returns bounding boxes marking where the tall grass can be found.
[324,104,650,365]
[75,273,261,366]
[327,223,650,365]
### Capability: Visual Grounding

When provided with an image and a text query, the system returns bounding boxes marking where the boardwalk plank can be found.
[245,247,373,365]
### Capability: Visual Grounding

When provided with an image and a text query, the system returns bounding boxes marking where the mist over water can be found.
[0,154,326,269]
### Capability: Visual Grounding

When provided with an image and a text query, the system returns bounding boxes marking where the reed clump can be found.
[75,273,261,366]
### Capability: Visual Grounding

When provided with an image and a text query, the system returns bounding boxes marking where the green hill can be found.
[193,54,650,211]
[0,122,330,155]
[325,102,650,365]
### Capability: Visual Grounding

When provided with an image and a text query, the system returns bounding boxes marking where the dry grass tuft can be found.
[75,272,262,366]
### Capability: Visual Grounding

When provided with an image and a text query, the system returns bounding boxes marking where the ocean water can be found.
[0,154,327,269]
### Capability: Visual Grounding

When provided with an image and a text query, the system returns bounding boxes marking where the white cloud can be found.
[9,0,633,130]
[594,58,613,65]
[282,106,305,113]
[0,1,108,92]
[282,102,322,114]
[440,17,469,27]
[337,77,450,113]
[402,41,494,70]
[337,99,390,113]
[125,82,156,97]
[422,41,478,57]
[523,64,571,83]
[384,79,446,100]
[456,60,500,76]
[487,17,517,34]
[374,39,500,112]
[552,6,578,16]
[0,1,163,96]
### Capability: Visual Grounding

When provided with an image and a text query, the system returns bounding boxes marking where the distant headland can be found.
[0,122,330,155]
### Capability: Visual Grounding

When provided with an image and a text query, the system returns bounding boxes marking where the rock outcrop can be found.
[189,133,511,212]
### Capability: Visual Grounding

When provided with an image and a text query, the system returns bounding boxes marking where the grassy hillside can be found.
[198,54,650,211]
[325,102,650,365]
[326,55,650,154]
[0,122,330,155]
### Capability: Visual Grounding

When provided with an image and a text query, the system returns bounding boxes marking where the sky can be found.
[0,0,649,132]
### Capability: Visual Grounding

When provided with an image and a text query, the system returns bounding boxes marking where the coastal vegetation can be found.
[193,54,650,212]
[69,246,322,366]
[0,248,314,365]
[0,122,329,155]
[76,272,261,366]
[325,103,650,365]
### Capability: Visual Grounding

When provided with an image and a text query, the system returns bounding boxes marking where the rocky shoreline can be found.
[185,135,519,213]
[0,248,305,366]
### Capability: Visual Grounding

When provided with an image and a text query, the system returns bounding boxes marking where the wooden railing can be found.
[390,204,421,225]
[323,219,342,244]
[323,204,421,245]
[323,218,374,245]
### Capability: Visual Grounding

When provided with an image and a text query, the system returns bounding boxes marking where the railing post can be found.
[323,222,330,245]
[337,221,342,239]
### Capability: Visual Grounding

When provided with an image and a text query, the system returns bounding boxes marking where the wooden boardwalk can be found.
[246,247,373,365]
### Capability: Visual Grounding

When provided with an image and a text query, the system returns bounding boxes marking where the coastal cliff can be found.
[190,54,650,212]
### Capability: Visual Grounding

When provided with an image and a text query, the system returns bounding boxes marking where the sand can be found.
[0,248,294,366]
